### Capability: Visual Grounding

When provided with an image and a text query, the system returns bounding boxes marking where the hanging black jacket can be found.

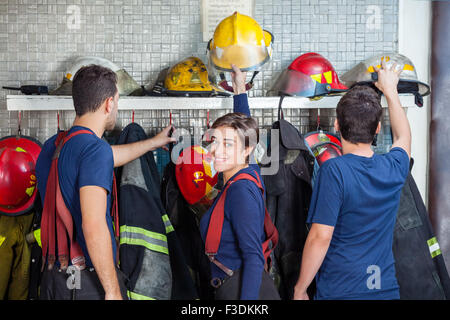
[262,118,317,300]
[160,161,215,300]
[393,161,450,299]
[115,123,197,300]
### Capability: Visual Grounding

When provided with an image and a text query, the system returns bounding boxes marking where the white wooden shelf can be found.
[6,94,417,111]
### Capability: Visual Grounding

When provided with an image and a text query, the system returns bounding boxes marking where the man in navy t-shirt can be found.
[293,61,411,299]
[36,65,175,300]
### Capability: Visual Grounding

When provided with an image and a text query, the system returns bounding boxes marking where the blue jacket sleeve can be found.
[234,93,260,175]
[233,93,250,116]
[225,181,265,300]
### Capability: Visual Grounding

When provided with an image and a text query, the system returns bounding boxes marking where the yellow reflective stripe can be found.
[127,290,156,300]
[166,225,174,234]
[367,65,382,73]
[403,64,414,71]
[323,70,332,84]
[162,215,175,234]
[119,225,169,255]
[310,73,322,83]
[26,186,35,197]
[0,235,5,248]
[120,237,169,255]
[34,228,42,248]
[120,225,167,242]
[427,237,442,258]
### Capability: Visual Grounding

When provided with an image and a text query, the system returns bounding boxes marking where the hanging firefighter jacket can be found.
[115,122,197,300]
[393,160,450,300]
[0,212,34,300]
[261,101,318,300]
[160,160,215,300]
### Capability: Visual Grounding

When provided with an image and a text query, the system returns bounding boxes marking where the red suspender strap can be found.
[41,129,119,271]
[204,171,279,275]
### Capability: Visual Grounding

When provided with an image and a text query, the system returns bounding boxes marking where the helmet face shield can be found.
[208,40,273,72]
[115,69,142,96]
[269,69,325,97]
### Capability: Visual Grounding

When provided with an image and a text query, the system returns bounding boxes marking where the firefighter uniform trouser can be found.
[0,213,34,300]
[39,266,128,300]
[214,269,281,300]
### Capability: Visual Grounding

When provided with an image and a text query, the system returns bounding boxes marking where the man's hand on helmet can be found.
[373,60,402,97]
[230,64,247,95]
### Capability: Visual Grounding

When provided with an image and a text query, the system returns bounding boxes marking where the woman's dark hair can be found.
[211,112,259,163]
[336,84,382,144]
[72,65,118,116]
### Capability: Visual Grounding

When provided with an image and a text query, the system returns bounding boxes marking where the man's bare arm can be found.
[111,125,176,168]
[374,61,412,158]
[80,185,122,300]
[293,223,334,300]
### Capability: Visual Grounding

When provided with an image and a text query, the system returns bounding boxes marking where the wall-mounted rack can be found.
[6,94,416,111]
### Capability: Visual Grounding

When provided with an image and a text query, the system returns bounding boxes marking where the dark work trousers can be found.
[39,266,128,300]
[214,269,281,300]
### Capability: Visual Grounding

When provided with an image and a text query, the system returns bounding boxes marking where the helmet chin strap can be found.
[277,94,285,120]
[218,71,259,92]
[414,92,424,108]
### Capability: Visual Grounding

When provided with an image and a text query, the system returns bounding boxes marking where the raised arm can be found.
[231,64,251,117]
[374,60,412,158]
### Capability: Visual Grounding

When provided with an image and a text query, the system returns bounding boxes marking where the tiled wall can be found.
[0,0,398,155]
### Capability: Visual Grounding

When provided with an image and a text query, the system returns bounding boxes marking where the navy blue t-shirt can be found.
[36,126,116,268]
[307,147,410,300]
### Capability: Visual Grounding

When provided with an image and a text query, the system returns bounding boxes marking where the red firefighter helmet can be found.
[0,136,42,216]
[269,52,347,98]
[304,130,342,166]
[304,130,342,148]
[311,141,342,166]
[175,145,218,205]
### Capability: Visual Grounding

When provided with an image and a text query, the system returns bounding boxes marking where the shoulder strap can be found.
[204,170,278,275]
[41,129,119,271]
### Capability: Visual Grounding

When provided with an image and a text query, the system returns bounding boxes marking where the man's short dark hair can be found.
[336,85,382,144]
[72,65,118,116]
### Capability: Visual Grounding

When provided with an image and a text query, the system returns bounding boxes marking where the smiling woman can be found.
[199,111,280,300]
[208,112,259,183]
